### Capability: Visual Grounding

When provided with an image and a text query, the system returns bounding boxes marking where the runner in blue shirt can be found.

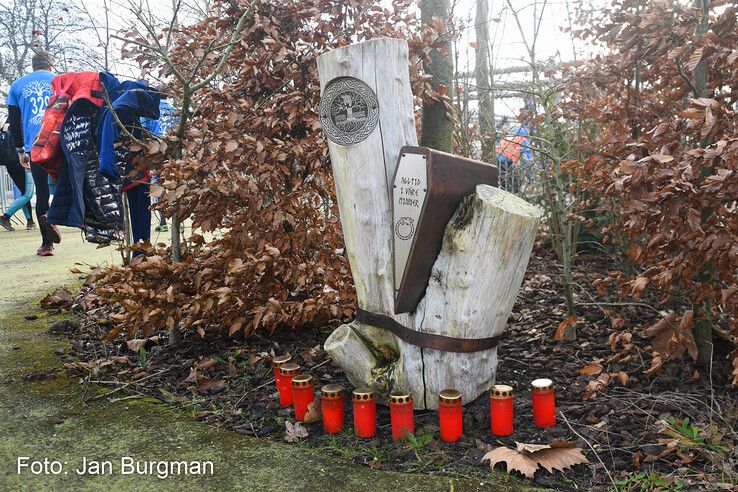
[4,51,60,256]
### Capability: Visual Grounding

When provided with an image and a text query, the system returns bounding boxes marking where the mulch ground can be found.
[52,247,737,491]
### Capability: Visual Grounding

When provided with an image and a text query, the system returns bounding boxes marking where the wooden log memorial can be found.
[318,38,542,410]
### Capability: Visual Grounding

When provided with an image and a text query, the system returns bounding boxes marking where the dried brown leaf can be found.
[303,399,321,424]
[196,377,227,394]
[40,287,74,309]
[579,363,603,376]
[482,442,589,478]
[284,421,309,442]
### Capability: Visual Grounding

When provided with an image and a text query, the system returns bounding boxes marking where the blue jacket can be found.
[96,72,161,180]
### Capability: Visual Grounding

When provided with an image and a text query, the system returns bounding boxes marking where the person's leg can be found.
[24,202,33,224]
[1,169,35,231]
[45,175,61,242]
[31,163,50,221]
[30,162,54,254]
[5,162,33,225]
[127,183,151,245]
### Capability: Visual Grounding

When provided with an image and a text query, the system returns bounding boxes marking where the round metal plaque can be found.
[320,77,379,146]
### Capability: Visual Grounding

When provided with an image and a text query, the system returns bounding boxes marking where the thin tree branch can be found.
[190,0,258,92]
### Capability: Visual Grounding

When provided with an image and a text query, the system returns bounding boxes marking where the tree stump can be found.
[318,38,541,409]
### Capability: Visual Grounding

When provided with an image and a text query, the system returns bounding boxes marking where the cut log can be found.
[410,185,542,408]
[318,39,542,409]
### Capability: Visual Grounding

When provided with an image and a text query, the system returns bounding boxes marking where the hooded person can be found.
[95,72,162,245]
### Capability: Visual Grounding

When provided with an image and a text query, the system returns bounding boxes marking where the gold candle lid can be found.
[389,392,412,405]
[439,389,462,405]
[531,378,553,392]
[490,384,513,399]
[321,384,343,399]
[279,363,300,376]
[352,388,375,401]
[292,374,313,388]
[272,354,292,367]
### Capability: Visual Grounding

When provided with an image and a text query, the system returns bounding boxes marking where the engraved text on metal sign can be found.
[393,152,428,292]
[320,77,379,146]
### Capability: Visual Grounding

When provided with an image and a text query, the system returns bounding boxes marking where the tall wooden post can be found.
[318,38,422,403]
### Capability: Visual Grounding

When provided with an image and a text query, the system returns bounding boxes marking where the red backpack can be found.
[31,72,104,180]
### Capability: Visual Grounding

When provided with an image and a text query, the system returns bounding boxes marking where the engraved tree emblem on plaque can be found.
[320,77,379,146]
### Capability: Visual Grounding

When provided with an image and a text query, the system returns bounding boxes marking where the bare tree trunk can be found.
[420,0,454,153]
[691,0,713,366]
[474,0,495,163]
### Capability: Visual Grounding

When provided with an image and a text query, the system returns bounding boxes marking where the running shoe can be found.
[26,221,36,230]
[37,244,54,256]
[0,216,15,231]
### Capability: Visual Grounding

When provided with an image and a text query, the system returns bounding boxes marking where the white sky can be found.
[3,0,588,121]
[454,0,587,120]
[89,0,585,83]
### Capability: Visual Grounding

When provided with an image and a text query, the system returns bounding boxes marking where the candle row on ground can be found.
[273,355,556,441]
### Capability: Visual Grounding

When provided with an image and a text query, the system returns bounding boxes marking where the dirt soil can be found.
[62,247,738,491]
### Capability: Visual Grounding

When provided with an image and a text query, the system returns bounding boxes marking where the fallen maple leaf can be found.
[482,442,589,478]
[284,421,309,442]
[303,399,321,424]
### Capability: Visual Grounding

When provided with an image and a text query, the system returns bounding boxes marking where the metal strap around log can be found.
[355,308,505,353]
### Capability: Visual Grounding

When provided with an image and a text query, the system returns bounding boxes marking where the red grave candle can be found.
[277,363,299,407]
[321,384,344,433]
[272,354,292,380]
[291,374,315,422]
[489,384,514,436]
[438,389,463,442]
[389,393,414,440]
[531,378,556,428]
[352,388,376,438]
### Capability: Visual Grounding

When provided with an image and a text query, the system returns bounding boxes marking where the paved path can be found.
[0,225,535,491]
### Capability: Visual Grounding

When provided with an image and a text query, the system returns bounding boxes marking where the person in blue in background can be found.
[141,98,177,233]
[4,51,60,256]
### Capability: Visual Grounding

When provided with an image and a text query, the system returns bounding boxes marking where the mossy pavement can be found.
[0,224,540,491]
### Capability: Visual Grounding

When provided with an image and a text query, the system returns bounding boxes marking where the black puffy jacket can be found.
[48,99,124,243]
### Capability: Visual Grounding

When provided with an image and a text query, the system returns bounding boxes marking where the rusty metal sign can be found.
[392,146,499,314]
[319,77,379,146]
